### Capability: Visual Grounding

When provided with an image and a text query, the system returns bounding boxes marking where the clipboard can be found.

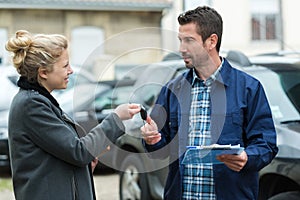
[182,144,244,165]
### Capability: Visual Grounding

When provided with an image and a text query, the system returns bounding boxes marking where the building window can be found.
[251,14,277,41]
[251,0,280,41]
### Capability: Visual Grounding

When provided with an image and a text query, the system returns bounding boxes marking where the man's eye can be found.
[181,38,193,43]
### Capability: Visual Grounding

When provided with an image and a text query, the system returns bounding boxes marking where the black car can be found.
[109,51,300,200]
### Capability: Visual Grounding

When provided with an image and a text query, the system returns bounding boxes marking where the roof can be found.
[0,0,172,11]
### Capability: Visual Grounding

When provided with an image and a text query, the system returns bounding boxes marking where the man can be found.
[141,6,278,199]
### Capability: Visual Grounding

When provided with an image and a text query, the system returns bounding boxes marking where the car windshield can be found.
[130,61,186,108]
[274,70,300,115]
[249,68,300,123]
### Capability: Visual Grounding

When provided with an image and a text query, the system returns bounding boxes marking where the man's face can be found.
[178,23,210,69]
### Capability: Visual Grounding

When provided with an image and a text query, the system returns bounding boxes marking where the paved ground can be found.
[0,169,119,200]
[94,170,119,200]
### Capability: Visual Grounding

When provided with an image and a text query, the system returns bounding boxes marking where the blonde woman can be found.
[6,30,140,200]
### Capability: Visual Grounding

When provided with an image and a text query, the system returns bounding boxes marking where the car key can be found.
[140,105,147,121]
[140,105,149,125]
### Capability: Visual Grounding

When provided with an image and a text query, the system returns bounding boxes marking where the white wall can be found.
[282,0,300,52]
[71,26,104,67]
[214,0,251,52]
[0,29,8,65]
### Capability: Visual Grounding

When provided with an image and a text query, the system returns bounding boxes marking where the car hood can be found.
[275,122,300,159]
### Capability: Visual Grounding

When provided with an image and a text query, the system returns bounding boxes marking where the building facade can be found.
[2,0,300,79]
[163,0,300,56]
[0,0,172,80]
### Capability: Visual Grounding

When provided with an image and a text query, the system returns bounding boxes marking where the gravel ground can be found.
[0,170,119,200]
[94,171,119,200]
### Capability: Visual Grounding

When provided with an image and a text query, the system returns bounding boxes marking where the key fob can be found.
[140,106,147,121]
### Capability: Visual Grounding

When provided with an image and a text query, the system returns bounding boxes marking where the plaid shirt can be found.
[182,63,223,200]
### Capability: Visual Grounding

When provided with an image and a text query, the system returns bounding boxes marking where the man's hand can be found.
[216,151,248,172]
[140,116,161,145]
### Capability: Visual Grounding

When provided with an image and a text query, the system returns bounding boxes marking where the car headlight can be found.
[0,127,8,140]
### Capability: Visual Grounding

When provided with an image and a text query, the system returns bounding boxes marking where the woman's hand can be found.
[91,158,98,173]
[114,103,141,120]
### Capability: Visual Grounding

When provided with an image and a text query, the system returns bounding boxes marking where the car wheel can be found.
[119,154,151,200]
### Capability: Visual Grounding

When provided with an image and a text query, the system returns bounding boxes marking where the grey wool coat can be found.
[8,88,125,200]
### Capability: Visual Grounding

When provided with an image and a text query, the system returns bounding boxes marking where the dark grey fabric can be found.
[8,88,125,200]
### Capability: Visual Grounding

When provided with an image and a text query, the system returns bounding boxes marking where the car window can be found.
[248,69,300,122]
[130,83,163,108]
[134,61,185,87]
[94,86,133,110]
[130,67,186,108]
[276,71,300,115]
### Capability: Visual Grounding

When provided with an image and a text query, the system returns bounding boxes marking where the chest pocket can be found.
[220,111,244,143]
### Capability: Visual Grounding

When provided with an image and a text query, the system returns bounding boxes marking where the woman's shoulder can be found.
[12,89,53,110]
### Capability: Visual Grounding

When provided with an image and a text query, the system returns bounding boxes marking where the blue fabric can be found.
[144,58,278,200]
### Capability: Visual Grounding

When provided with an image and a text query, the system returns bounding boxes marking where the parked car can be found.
[0,66,19,111]
[111,51,300,200]
[114,59,187,200]
[249,52,300,200]
[0,110,10,171]
[0,66,18,171]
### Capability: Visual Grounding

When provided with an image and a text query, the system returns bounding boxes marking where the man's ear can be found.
[38,67,48,80]
[208,33,218,50]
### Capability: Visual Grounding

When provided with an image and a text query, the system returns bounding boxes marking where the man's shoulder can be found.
[166,69,192,87]
[223,59,259,81]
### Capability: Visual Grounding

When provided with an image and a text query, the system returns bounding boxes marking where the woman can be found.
[6,30,140,200]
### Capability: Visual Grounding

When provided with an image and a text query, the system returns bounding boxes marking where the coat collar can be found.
[17,76,61,111]
[180,57,232,89]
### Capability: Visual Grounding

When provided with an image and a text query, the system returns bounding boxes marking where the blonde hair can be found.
[5,30,68,83]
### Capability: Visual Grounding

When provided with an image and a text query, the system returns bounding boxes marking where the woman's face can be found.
[40,49,73,92]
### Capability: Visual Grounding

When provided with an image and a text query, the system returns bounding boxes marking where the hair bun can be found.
[5,30,33,69]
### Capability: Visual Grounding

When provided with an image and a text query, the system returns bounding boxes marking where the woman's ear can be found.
[38,67,48,80]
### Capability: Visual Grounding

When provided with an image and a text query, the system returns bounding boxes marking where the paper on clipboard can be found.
[182,144,244,165]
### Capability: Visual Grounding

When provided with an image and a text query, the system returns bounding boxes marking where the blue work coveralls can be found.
[144,58,278,200]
